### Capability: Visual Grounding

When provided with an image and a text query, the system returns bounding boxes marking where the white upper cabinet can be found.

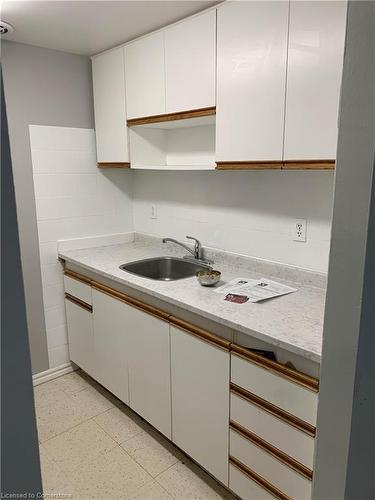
[165,11,216,113]
[284,1,347,161]
[124,32,165,119]
[216,1,289,163]
[92,48,129,164]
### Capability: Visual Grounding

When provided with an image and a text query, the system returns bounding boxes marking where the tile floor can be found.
[35,370,235,499]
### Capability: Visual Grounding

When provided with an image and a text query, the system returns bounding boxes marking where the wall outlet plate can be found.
[293,219,307,242]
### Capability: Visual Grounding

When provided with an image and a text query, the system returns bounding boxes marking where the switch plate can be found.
[293,219,307,242]
[151,204,157,219]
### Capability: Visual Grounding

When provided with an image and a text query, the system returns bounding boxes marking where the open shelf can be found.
[128,113,216,171]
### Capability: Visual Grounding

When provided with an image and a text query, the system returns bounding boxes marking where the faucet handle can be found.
[186,236,202,259]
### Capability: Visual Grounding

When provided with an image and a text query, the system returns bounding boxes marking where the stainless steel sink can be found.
[120,256,211,281]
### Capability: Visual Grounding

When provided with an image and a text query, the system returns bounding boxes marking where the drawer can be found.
[231,351,318,426]
[231,391,315,469]
[64,274,92,305]
[230,428,312,500]
[229,463,274,500]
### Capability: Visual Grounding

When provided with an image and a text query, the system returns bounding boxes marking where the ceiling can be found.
[1,0,218,56]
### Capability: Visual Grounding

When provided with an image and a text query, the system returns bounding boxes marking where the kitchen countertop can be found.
[59,238,326,363]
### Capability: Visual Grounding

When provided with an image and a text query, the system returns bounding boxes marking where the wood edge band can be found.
[91,281,170,322]
[216,160,335,170]
[229,456,292,500]
[230,384,316,438]
[97,162,131,169]
[231,344,319,392]
[127,106,216,126]
[230,420,313,481]
[65,293,92,312]
[169,316,231,351]
[64,269,92,285]
[216,161,283,170]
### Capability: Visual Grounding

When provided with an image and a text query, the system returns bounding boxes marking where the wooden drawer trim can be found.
[283,160,335,170]
[64,269,92,285]
[216,161,283,170]
[230,421,313,481]
[91,281,170,322]
[229,456,291,500]
[231,383,316,437]
[65,293,92,312]
[231,344,319,392]
[127,106,216,127]
[97,162,131,169]
[169,316,231,351]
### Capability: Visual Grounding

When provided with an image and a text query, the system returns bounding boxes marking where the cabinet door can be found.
[165,11,216,113]
[128,308,171,439]
[284,1,347,160]
[170,326,230,485]
[216,2,289,162]
[92,48,129,163]
[124,32,165,119]
[92,289,130,404]
[65,298,94,377]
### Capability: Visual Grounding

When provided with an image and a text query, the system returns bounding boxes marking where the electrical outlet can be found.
[150,204,157,220]
[293,219,307,242]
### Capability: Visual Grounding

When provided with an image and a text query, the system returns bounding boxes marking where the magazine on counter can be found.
[214,277,297,303]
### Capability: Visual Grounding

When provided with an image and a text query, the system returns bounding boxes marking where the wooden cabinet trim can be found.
[283,160,335,170]
[127,106,216,126]
[231,383,316,438]
[91,281,170,322]
[231,344,319,392]
[229,456,291,500]
[169,316,231,351]
[97,162,131,169]
[64,269,92,285]
[230,421,313,481]
[216,160,335,170]
[216,161,283,170]
[65,293,93,312]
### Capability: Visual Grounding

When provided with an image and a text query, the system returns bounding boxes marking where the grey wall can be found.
[2,41,94,374]
[312,1,375,498]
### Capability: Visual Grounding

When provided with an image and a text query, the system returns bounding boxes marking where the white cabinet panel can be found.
[92,48,129,163]
[165,11,216,113]
[128,309,171,439]
[124,32,165,119]
[216,1,289,161]
[92,289,130,404]
[171,326,230,485]
[64,275,92,305]
[284,1,347,160]
[65,299,94,376]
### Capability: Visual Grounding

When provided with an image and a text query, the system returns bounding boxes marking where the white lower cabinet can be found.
[65,297,94,377]
[127,308,171,439]
[229,464,274,500]
[92,289,130,404]
[170,325,230,486]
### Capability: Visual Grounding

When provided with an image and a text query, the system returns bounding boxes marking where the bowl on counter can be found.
[196,269,221,287]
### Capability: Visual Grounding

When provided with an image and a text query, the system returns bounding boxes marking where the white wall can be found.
[29,125,133,368]
[133,170,334,273]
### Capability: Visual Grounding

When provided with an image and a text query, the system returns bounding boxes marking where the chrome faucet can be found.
[162,236,210,263]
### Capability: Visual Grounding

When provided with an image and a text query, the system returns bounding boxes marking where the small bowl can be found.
[196,269,221,287]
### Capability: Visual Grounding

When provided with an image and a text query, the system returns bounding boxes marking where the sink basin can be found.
[120,257,211,281]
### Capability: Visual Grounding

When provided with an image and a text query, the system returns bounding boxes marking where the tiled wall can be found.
[133,170,334,273]
[29,125,133,368]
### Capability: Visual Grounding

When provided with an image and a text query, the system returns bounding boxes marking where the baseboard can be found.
[33,362,76,386]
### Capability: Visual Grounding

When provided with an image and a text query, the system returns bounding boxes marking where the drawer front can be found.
[64,275,92,305]
[231,392,315,469]
[229,463,274,500]
[231,353,318,426]
[230,429,312,500]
